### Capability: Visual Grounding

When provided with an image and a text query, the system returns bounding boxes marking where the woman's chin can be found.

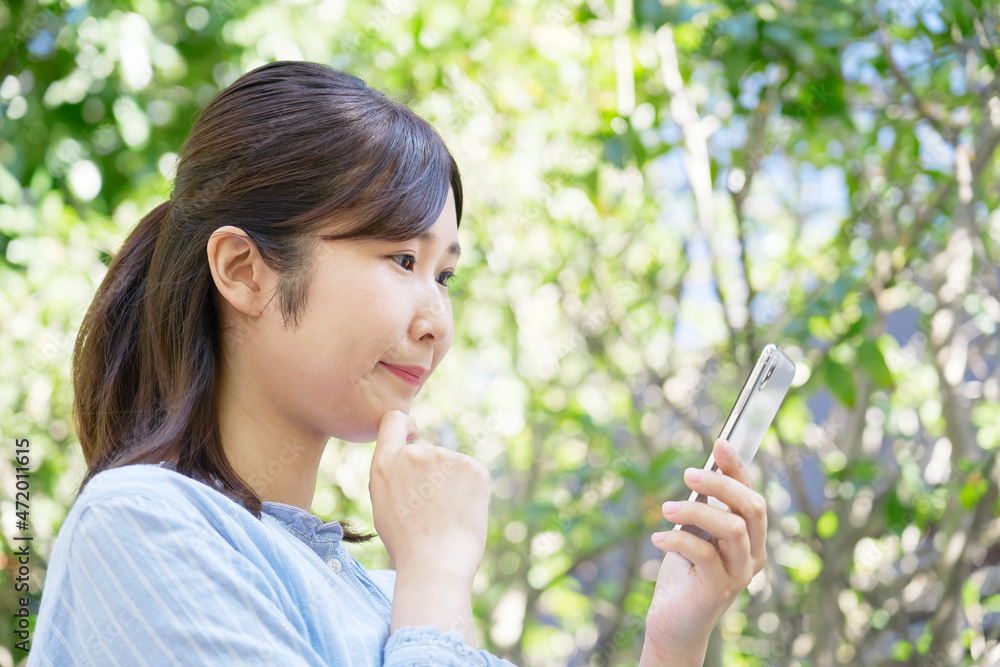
[324,395,415,443]
[332,413,407,444]
[337,430,379,444]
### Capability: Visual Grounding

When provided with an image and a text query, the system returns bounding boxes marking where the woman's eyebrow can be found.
[418,230,461,257]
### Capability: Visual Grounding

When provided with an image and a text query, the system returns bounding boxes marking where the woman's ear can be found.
[206,226,278,318]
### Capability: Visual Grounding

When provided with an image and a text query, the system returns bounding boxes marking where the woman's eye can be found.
[391,254,416,271]
[392,255,456,287]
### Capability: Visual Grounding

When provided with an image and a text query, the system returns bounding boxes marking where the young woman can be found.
[29,61,767,666]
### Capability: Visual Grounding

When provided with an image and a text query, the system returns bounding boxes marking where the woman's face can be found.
[246,189,460,443]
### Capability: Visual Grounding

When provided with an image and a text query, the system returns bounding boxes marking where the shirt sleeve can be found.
[29,491,329,667]
[384,626,519,667]
[365,569,397,602]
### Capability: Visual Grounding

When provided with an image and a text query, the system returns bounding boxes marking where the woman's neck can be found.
[216,363,326,511]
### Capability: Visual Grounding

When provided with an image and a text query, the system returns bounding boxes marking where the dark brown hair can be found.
[72,61,463,542]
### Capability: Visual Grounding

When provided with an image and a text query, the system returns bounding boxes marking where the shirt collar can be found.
[260,500,345,545]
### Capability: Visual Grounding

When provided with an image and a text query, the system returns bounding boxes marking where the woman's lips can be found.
[379,362,426,386]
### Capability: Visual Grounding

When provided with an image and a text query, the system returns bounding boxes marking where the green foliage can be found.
[893,639,914,661]
[858,338,894,388]
[824,359,856,407]
[2,0,999,665]
[815,510,838,539]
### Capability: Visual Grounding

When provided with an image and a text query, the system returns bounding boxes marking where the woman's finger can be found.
[683,465,768,571]
[662,499,752,577]
[712,438,753,491]
[652,528,731,586]
[373,411,408,462]
[712,439,768,572]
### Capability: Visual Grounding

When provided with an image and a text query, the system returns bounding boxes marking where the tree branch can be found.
[876,26,954,143]
[656,24,742,358]
[591,536,644,665]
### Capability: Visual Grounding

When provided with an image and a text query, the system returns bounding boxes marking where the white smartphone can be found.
[672,343,796,541]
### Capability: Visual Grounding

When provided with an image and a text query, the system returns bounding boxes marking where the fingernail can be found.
[662,501,679,514]
[686,468,703,483]
[652,532,668,543]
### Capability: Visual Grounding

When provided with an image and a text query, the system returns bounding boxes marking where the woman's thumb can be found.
[374,411,418,460]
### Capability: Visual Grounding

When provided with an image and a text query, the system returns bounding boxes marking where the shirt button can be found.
[326,557,342,573]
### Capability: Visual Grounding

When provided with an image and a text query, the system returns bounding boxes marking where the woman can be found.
[29,61,767,666]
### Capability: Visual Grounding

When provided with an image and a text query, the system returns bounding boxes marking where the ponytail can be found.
[74,201,171,472]
[72,201,264,516]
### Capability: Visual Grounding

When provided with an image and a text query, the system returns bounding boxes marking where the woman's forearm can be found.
[391,568,477,648]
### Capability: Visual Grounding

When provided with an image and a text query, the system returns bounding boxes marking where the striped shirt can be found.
[28,463,516,666]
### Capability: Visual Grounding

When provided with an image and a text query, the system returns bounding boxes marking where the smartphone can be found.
[672,343,796,541]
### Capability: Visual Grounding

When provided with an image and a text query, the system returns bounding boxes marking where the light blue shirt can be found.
[28,463,517,666]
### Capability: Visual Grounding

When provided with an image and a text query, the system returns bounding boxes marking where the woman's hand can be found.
[369,410,491,646]
[640,438,768,665]
[368,410,491,585]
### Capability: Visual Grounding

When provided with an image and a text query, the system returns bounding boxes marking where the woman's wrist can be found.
[638,633,708,667]
[391,567,477,647]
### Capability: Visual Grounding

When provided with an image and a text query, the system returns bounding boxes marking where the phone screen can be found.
[673,344,796,541]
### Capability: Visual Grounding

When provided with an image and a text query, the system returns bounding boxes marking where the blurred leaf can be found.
[858,338,894,388]
[837,458,883,484]
[959,473,989,509]
[892,641,913,661]
[776,394,812,444]
[962,577,981,611]
[816,510,838,539]
[808,316,837,341]
[777,542,823,583]
[824,359,855,407]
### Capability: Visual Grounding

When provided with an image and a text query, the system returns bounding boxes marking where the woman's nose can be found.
[410,281,452,343]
